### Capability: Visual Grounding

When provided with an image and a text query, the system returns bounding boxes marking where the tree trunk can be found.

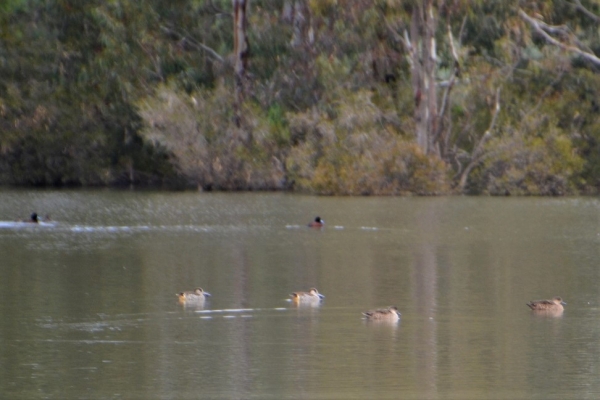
[290,0,311,48]
[233,0,249,128]
[410,0,438,156]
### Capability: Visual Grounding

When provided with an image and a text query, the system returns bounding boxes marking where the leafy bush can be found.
[472,127,583,195]
[138,83,286,190]
[286,90,450,195]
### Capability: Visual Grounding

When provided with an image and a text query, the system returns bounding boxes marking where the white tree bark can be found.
[406,0,439,156]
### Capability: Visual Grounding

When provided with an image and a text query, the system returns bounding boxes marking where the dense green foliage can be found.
[2,0,600,194]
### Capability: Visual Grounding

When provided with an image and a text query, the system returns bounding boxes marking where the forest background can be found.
[2,0,600,195]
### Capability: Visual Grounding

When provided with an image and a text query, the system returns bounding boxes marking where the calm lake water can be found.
[1,190,600,399]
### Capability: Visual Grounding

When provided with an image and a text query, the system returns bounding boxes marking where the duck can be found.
[289,288,325,303]
[308,216,324,228]
[177,287,211,304]
[526,296,566,312]
[362,306,401,321]
[17,213,39,223]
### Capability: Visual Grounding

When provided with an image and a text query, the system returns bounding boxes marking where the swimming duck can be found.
[308,216,324,228]
[526,296,566,312]
[18,213,39,223]
[177,287,211,304]
[362,306,401,321]
[289,288,325,303]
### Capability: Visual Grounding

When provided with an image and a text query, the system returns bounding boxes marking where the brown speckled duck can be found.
[177,288,211,304]
[289,288,325,304]
[363,306,401,321]
[526,296,566,312]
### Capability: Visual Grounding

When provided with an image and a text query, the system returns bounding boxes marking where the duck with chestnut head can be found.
[308,217,324,228]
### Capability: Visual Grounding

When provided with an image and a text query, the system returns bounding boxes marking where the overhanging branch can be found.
[569,0,600,23]
[518,9,600,66]
[160,25,224,63]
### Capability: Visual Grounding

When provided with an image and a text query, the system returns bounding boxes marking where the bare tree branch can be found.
[457,87,501,191]
[205,0,230,17]
[518,9,600,66]
[438,21,461,116]
[522,69,566,121]
[435,16,466,157]
[569,0,600,23]
[136,39,164,81]
[159,25,224,63]
[434,23,460,152]
[382,17,407,50]
[402,29,413,57]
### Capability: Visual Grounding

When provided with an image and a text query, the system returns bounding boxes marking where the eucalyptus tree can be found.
[0,0,209,185]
